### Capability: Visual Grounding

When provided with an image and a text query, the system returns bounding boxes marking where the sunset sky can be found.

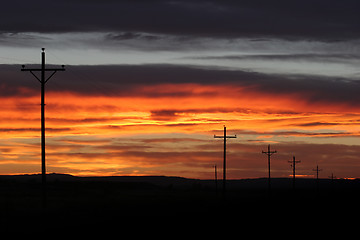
[1,0,360,179]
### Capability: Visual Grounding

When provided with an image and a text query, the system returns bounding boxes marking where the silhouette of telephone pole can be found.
[21,48,65,208]
[214,164,218,196]
[214,126,236,197]
[313,165,322,192]
[288,156,300,190]
[262,144,277,194]
[329,173,336,190]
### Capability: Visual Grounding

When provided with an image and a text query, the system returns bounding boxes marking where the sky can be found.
[1,0,360,179]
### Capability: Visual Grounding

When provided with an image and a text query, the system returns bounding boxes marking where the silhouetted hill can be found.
[0,173,77,182]
[1,173,359,190]
[0,173,197,188]
[1,173,360,232]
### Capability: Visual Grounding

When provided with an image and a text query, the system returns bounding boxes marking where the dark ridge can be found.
[1,173,358,189]
[1,173,359,233]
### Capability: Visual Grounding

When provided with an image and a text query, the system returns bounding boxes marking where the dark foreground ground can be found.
[0,174,359,233]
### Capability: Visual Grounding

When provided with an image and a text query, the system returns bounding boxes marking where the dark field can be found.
[1,174,359,232]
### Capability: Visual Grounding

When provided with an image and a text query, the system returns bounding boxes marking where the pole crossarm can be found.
[214,135,237,138]
[21,68,65,71]
[288,156,301,166]
[21,66,65,83]
[312,165,323,174]
[262,148,277,156]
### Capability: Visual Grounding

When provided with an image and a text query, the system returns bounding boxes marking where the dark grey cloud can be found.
[106,32,162,41]
[3,63,360,108]
[193,53,360,63]
[292,122,341,127]
[231,129,360,139]
[1,0,360,40]
[150,110,179,121]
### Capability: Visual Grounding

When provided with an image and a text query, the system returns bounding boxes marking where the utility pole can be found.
[262,144,277,194]
[288,156,300,190]
[214,125,236,198]
[21,48,65,208]
[214,164,218,196]
[329,173,336,190]
[313,165,322,192]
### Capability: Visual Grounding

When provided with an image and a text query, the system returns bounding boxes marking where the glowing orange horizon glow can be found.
[1,83,360,178]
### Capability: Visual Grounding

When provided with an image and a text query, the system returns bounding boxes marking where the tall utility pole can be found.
[313,165,322,192]
[21,48,65,207]
[288,156,301,190]
[214,126,236,197]
[262,144,277,194]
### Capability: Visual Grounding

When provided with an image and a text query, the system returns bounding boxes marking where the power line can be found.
[0,56,38,64]
[45,50,125,100]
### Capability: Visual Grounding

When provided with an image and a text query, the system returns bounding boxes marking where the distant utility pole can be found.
[329,173,336,190]
[214,125,236,197]
[214,164,218,196]
[288,156,301,190]
[262,144,277,194]
[313,165,322,192]
[21,48,65,208]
